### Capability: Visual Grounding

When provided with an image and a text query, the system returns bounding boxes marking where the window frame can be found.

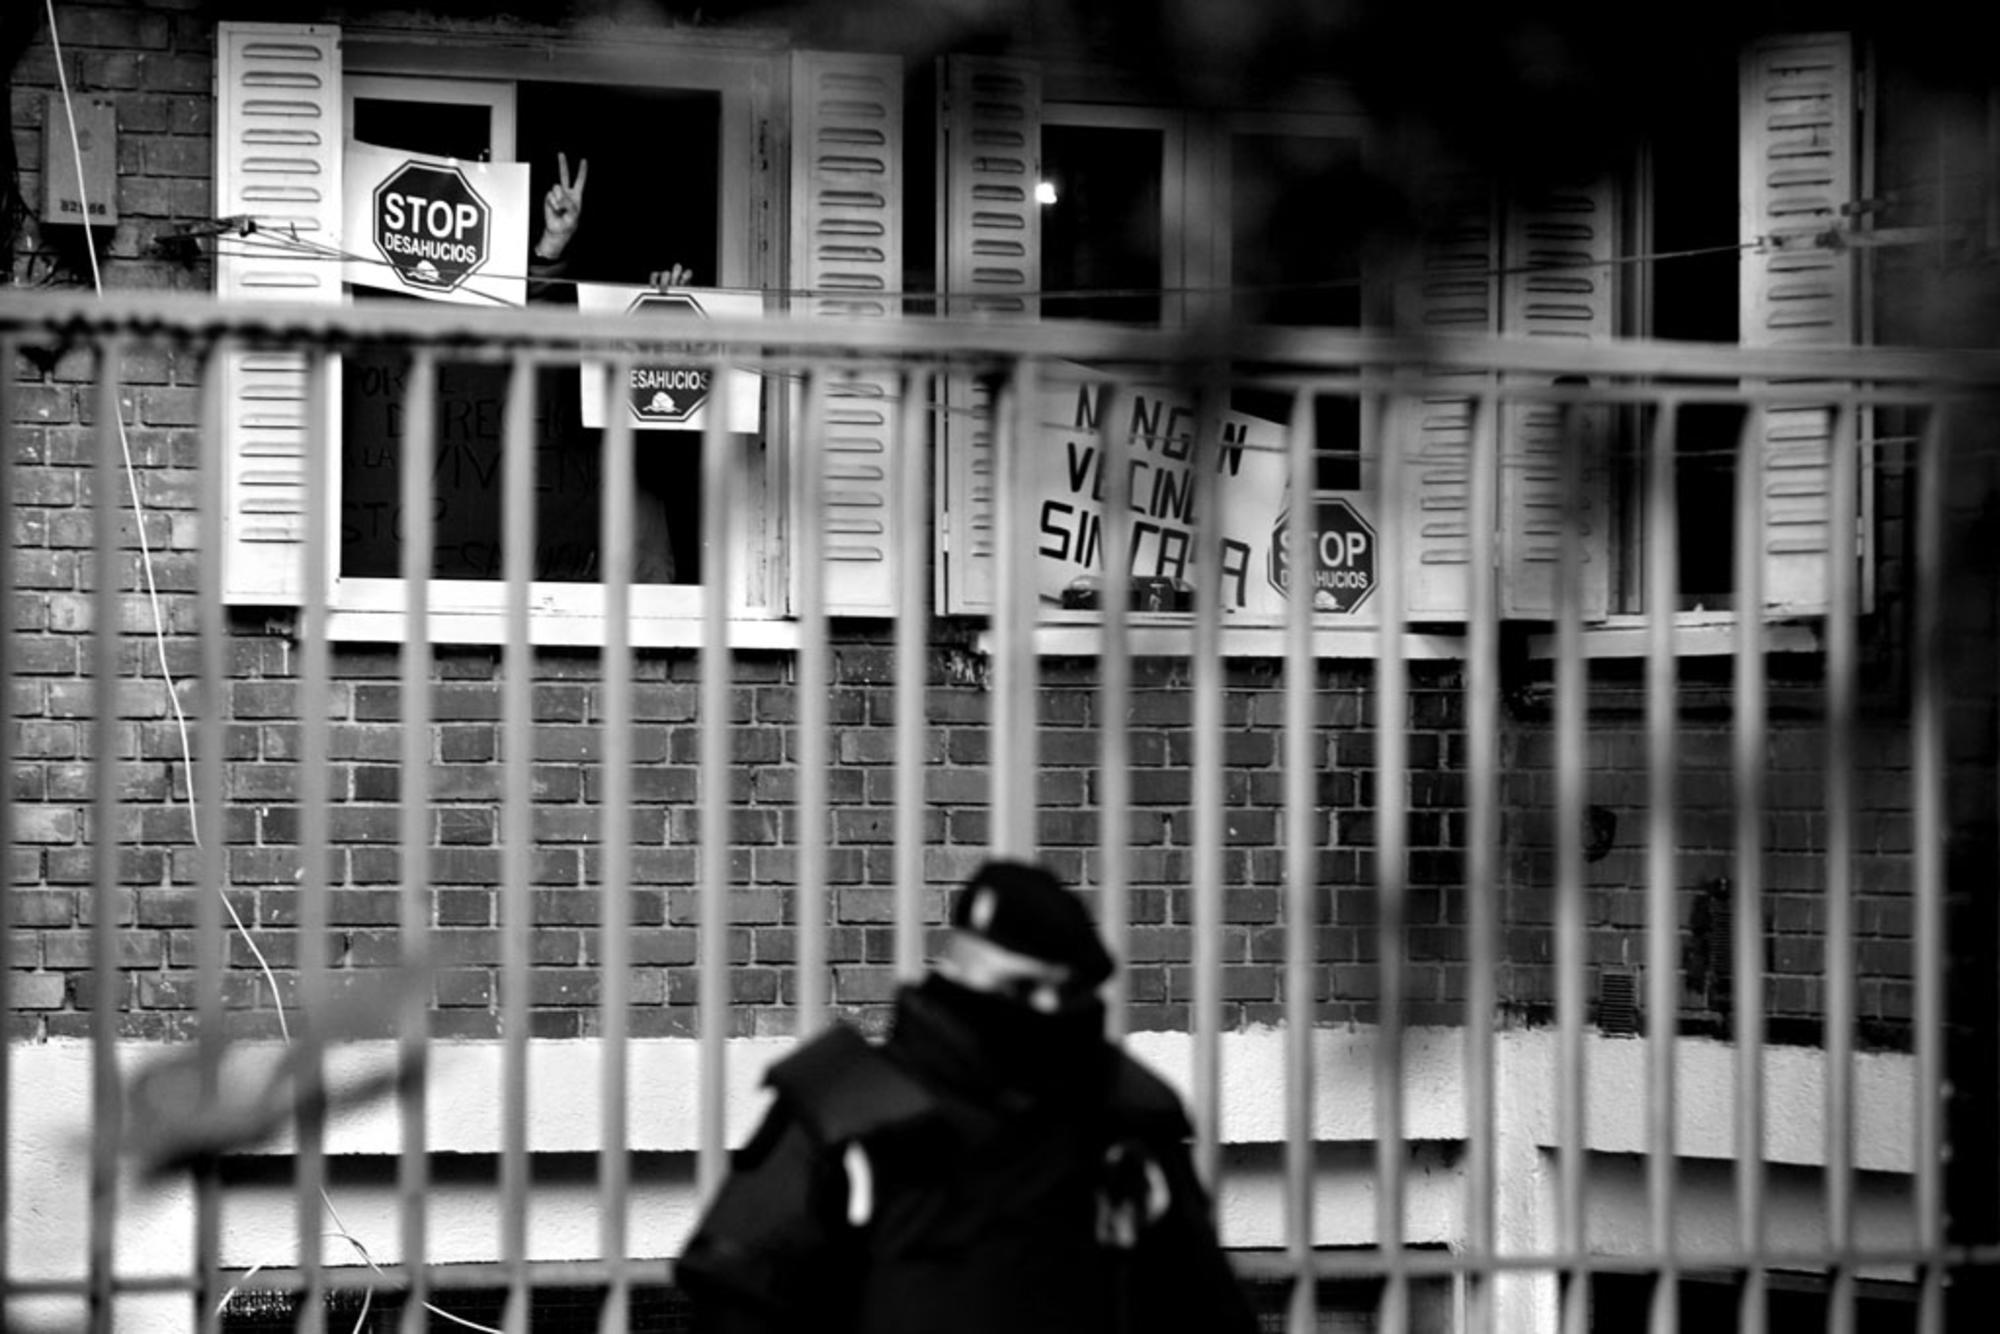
[1575,38,1872,652]
[325,37,785,648]
[993,93,1401,651]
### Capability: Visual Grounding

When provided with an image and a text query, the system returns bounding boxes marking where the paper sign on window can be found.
[342,142,530,308]
[575,284,763,434]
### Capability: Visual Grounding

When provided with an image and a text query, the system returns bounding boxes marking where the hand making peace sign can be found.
[535,152,588,262]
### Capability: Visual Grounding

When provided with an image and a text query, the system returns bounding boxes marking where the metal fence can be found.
[2,288,1997,1333]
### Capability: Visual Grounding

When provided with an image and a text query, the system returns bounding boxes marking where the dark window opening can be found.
[1231,132,1365,331]
[1040,123,1165,325]
[1621,67,1742,612]
[351,99,493,163]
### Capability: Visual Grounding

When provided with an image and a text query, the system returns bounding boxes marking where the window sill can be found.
[327,606,800,650]
[326,580,798,650]
[1525,616,1823,659]
[974,614,1824,662]
[977,621,1468,661]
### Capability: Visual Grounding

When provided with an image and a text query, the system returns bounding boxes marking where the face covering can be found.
[918,974,1109,1099]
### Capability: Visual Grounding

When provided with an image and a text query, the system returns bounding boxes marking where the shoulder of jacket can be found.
[1109,1051,1193,1138]
[766,1023,938,1144]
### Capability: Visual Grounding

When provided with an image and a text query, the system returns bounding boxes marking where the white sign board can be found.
[576,284,763,434]
[1034,372,1376,619]
[343,142,529,308]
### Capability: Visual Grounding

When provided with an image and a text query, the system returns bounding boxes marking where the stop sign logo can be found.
[624,292,712,424]
[1267,497,1377,614]
[372,161,491,293]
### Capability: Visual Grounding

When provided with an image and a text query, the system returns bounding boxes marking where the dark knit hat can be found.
[952,859,1115,986]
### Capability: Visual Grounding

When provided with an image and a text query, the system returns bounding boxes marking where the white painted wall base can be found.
[4,1028,1918,1333]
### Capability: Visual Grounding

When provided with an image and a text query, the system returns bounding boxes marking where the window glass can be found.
[351,98,492,162]
[1228,130,1365,492]
[340,84,722,586]
[1229,131,1363,329]
[1040,123,1164,324]
[1622,68,1740,611]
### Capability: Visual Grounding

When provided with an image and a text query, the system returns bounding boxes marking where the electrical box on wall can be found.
[41,93,118,226]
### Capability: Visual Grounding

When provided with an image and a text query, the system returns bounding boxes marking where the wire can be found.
[44,5,503,1331]
[45,0,202,846]
[215,221,1786,306]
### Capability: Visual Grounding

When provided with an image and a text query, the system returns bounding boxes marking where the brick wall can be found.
[3,0,1980,1055]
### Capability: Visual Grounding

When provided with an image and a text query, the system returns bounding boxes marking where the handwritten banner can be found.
[1034,371,1376,620]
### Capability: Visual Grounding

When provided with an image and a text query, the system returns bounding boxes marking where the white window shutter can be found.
[1742,33,1857,616]
[1498,174,1614,620]
[215,23,342,607]
[791,52,905,617]
[1393,172,1497,620]
[934,56,1040,615]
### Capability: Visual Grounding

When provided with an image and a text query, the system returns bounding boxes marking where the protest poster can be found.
[575,284,763,434]
[343,142,529,308]
[1033,370,1378,619]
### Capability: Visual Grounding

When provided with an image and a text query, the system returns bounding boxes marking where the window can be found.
[337,77,724,605]
[1591,31,1864,635]
[1615,47,1745,615]
[936,72,1390,644]
[215,26,906,644]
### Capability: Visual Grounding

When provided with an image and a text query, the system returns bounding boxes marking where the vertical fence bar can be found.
[396,350,437,1334]
[1643,399,1680,1334]
[1553,395,1591,1334]
[1190,376,1226,1193]
[597,358,636,1334]
[0,335,14,1317]
[1824,401,1858,1334]
[1374,387,1409,1333]
[195,341,230,1334]
[295,347,333,1334]
[1464,391,1499,1334]
[990,363,1037,858]
[87,342,124,1334]
[893,370,930,982]
[697,364,736,1203]
[795,370,830,1034]
[1911,404,1945,1334]
[1731,402,1768,1334]
[499,352,537,1334]
[1282,385,1318,1334]
[1099,380,1132,1038]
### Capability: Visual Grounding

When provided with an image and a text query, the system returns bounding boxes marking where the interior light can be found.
[1034,180,1058,206]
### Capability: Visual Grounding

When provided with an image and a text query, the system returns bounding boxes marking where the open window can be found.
[215,24,903,645]
[934,64,1394,645]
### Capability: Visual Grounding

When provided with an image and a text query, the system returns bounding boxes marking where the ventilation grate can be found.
[1598,968,1641,1036]
[1684,877,1734,1015]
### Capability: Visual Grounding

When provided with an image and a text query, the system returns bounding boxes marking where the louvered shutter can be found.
[935,57,1040,614]
[1741,33,1856,615]
[791,52,905,616]
[215,23,342,606]
[1498,174,1614,619]
[1393,171,1497,620]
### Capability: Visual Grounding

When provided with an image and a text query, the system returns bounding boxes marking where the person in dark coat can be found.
[675,859,1258,1334]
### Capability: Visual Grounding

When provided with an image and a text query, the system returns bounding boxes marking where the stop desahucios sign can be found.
[372,161,491,294]
[1267,496,1377,614]
[624,291,713,424]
